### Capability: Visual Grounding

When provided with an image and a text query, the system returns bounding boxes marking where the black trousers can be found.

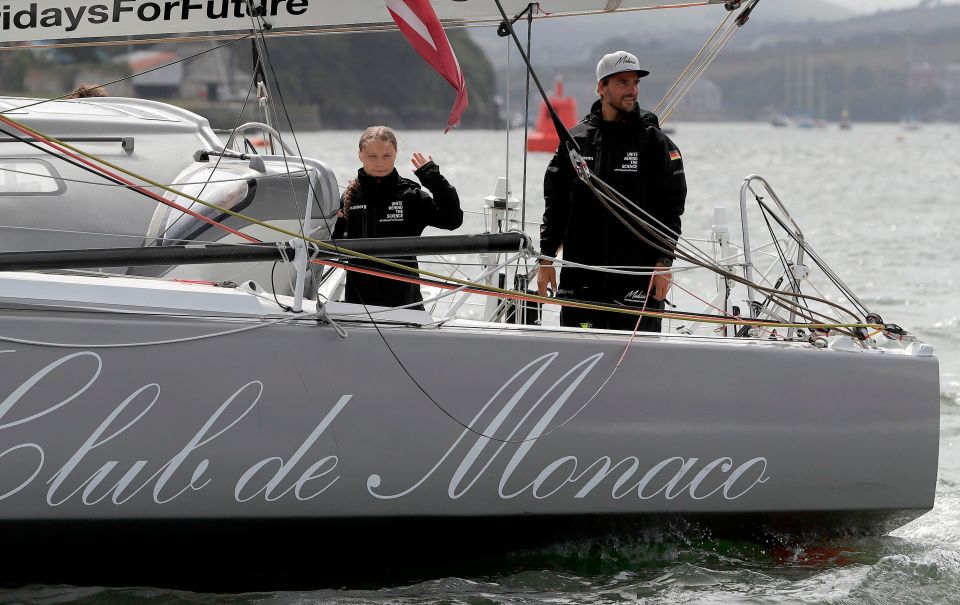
[560,303,663,332]
[343,259,424,310]
[558,282,664,332]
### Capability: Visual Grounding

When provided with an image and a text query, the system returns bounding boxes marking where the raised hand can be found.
[411,152,433,169]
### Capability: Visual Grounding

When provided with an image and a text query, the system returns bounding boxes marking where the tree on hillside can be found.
[259,30,497,129]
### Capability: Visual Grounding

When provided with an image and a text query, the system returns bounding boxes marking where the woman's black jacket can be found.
[331,162,462,309]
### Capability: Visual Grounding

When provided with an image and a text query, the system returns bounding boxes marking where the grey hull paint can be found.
[0,306,939,526]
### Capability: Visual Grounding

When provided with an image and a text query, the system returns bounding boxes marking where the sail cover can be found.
[1,1,719,43]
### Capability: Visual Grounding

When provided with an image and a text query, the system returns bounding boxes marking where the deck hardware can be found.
[0,136,134,153]
[193,148,267,173]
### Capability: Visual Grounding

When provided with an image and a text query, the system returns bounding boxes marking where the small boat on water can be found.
[0,0,940,585]
[902,114,923,131]
[839,108,853,130]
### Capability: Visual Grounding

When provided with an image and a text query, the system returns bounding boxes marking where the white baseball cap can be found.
[596,51,650,82]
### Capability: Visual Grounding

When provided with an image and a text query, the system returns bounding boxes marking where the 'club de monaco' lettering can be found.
[0,350,769,511]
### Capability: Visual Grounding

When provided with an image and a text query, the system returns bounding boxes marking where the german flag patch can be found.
[669,150,682,161]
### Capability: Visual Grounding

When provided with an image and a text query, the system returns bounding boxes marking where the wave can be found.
[934,317,960,331]
[942,379,959,407]
[2,530,952,605]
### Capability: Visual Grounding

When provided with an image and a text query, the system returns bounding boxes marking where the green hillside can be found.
[247,30,498,129]
[0,30,498,130]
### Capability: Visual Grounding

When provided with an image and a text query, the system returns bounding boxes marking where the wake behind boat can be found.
[0,0,941,587]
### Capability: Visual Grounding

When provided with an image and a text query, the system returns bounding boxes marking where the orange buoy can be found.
[248,135,271,149]
[526,78,579,154]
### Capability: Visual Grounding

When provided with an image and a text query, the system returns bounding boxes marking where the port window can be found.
[0,159,66,196]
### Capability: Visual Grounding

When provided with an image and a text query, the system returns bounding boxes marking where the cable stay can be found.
[656,0,762,124]
[0,0,928,457]
[0,0,884,341]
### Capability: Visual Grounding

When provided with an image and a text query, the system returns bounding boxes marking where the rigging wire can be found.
[0,117,259,244]
[519,3,537,314]
[0,312,323,349]
[758,200,814,322]
[239,8,553,445]
[520,4,535,235]
[0,2,876,338]
[582,165,865,325]
[222,12,866,447]
[0,0,805,331]
[148,66,263,247]
[244,20,310,242]
[660,21,739,124]
[0,164,310,189]
[586,174,863,329]
[752,194,871,318]
[0,95,876,334]
[654,8,733,116]
[657,0,761,124]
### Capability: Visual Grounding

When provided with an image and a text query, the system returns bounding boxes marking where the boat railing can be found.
[739,175,806,325]
[0,136,134,153]
[726,174,883,342]
[221,122,295,157]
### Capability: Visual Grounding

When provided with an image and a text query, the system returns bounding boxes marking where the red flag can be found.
[386,0,468,131]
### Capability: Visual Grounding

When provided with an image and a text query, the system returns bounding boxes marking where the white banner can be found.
[0,1,711,44]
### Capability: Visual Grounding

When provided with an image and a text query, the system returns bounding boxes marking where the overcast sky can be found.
[828,0,957,12]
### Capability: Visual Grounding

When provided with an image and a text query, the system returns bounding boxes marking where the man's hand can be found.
[411,152,433,169]
[537,262,557,297]
[651,263,672,300]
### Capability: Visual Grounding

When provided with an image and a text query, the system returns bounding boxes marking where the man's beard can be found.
[614,96,636,113]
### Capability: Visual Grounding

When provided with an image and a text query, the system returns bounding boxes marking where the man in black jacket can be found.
[537,51,687,332]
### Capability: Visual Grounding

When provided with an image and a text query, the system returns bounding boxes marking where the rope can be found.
[0,313,320,349]
[0,164,311,189]
[315,300,348,339]
[147,63,262,246]
[0,117,258,244]
[580,171,865,329]
[2,112,878,331]
[0,8,878,336]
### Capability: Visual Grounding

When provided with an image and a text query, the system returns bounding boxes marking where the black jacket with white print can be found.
[540,100,686,303]
[332,162,462,309]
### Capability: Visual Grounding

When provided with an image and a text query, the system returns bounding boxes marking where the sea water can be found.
[1,123,957,604]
